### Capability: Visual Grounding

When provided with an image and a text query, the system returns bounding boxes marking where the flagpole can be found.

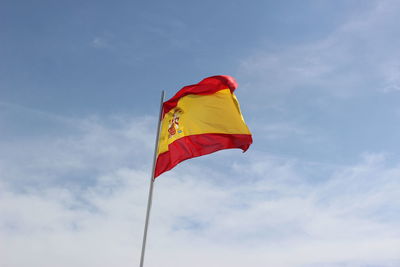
[139,90,165,267]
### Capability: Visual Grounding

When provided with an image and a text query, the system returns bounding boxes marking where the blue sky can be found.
[1,1,400,266]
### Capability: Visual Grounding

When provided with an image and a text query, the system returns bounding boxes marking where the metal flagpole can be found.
[139,90,165,267]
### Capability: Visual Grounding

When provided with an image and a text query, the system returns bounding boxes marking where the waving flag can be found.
[154,75,252,178]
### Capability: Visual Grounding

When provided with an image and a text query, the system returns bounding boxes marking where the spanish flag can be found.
[154,75,252,178]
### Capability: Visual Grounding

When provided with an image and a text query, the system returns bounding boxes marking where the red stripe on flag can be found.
[154,133,252,178]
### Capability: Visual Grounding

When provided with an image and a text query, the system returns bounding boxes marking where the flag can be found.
[154,75,252,178]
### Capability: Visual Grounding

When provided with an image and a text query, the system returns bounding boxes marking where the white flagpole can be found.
[139,90,165,267]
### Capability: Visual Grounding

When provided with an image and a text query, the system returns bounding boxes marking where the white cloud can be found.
[238,0,400,98]
[250,122,311,142]
[1,107,399,266]
[91,37,110,48]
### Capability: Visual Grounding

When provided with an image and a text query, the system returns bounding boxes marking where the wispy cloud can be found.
[1,104,399,267]
[239,0,400,97]
[91,37,110,48]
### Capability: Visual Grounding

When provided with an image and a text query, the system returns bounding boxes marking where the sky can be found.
[1,0,400,266]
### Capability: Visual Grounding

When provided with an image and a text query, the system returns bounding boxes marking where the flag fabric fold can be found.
[154,75,252,178]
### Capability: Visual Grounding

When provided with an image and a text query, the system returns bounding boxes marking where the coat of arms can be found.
[168,108,183,138]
